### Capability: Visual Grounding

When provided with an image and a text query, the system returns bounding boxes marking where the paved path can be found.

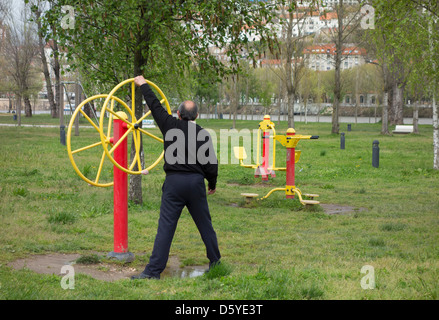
[0,123,93,128]
[213,114,433,125]
[0,113,433,126]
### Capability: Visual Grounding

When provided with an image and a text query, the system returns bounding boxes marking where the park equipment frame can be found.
[235,122,320,206]
[260,128,320,205]
[234,115,286,180]
[67,78,171,261]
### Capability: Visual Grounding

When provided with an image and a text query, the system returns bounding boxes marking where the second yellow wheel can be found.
[67,94,130,187]
[99,78,172,175]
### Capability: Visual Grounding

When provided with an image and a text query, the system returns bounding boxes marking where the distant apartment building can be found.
[299,0,361,9]
[303,44,367,71]
[321,0,360,8]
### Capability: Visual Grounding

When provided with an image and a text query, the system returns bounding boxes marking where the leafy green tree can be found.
[42,0,281,203]
[370,0,438,168]
[193,69,220,119]
[254,67,278,113]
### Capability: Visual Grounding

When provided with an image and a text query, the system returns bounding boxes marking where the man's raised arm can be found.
[134,76,176,134]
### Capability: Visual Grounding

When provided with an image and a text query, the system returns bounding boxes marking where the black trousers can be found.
[143,173,221,278]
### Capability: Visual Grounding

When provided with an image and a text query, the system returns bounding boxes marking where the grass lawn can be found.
[0,115,438,300]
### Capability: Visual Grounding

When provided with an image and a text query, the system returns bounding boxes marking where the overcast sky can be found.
[10,0,24,19]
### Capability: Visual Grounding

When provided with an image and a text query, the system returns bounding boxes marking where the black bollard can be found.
[347,124,351,131]
[60,125,66,146]
[340,132,345,150]
[372,140,379,168]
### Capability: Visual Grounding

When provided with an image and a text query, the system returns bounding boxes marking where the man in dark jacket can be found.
[131,76,221,280]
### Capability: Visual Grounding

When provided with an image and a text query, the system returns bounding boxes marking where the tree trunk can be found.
[429,19,438,169]
[285,5,295,129]
[51,31,61,119]
[304,99,308,124]
[332,42,342,134]
[232,75,238,129]
[286,51,295,128]
[332,94,340,134]
[381,91,390,135]
[277,92,281,125]
[433,92,438,170]
[331,0,343,134]
[199,98,203,120]
[128,85,144,205]
[391,82,404,125]
[381,61,392,135]
[17,96,22,126]
[128,14,151,204]
[24,95,32,117]
[74,83,81,136]
[8,97,13,113]
[413,103,419,134]
[287,91,295,128]
[355,67,359,124]
[35,8,56,118]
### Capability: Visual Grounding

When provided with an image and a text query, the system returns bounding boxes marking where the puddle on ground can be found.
[8,253,207,282]
[160,256,208,279]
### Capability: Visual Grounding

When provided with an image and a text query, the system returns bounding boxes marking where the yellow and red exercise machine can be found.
[234,117,320,206]
[67,78,170,262]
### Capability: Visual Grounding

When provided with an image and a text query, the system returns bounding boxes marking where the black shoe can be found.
[130,272,159,280]
[205,260,221,273]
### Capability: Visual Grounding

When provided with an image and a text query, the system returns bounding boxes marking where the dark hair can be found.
[178,101,198,121]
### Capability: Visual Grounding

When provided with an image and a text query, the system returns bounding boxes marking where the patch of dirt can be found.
[8,253,137,282]
[227,200,366,213]
[320,203,366,215]
[8,254,207,282]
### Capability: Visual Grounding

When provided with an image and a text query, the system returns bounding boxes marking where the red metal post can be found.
[261,130,270,181]
[286,129,296,199]
[112,117,128,253]
[106,113,134,262]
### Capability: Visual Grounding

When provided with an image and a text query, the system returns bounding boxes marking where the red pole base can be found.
[286,130,296,199]
[108,117,134,262]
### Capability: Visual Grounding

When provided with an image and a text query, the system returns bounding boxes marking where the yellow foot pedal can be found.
[241,193,259,203]
[304,194,319,200]
[300,200,320,206]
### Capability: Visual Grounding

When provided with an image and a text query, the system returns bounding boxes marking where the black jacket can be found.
[140,83,218,190]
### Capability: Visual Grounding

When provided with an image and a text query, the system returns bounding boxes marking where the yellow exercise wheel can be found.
[67,94,135,187]
[99,78,171,175]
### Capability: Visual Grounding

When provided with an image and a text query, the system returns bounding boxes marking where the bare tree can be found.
[0,0,12,100]
[270,1,311,128]
[30,0,57,118]
[47,2,62,119]
[429,17,438,169]
[0,0,10,26]
[320,0,364,133]
[2,4,40,122]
